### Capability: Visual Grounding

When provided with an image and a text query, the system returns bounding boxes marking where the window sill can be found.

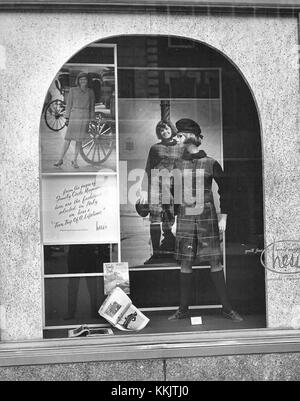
[1,328,300,367]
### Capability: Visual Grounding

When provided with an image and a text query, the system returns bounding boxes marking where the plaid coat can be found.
[142,140,185,224]
[174,150,229,262]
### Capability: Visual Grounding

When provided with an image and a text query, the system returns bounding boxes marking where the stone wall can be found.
[1,353,300,381]
[0,11,299,341]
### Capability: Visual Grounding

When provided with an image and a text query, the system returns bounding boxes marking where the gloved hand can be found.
[218,214,227,232]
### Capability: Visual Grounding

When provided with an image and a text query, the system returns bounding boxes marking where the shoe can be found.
[71,160,79,169]
[168,308,190,321]
[222,309,244,322]
[54,159,63,167]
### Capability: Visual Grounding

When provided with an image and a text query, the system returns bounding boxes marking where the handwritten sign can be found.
[42,175,119,244]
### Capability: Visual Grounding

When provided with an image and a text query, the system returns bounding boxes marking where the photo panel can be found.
[41,62,117,173]
[119,94,222,268]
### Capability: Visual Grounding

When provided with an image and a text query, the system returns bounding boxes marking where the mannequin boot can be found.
[210,270,243,322]
[168,272,192,320]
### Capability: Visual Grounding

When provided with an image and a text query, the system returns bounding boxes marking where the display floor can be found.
[43,310,266,339]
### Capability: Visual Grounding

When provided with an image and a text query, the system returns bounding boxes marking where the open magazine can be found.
[68,325,114,338]
[99,287,149,331]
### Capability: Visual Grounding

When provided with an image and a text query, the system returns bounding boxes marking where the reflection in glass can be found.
[44,244,118,275]
[68,46,114,65]
[118,69,220,99]
[45,277,106,326]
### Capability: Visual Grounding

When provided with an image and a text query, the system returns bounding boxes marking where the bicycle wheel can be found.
[44,99,66,131]
[80,120,114,166]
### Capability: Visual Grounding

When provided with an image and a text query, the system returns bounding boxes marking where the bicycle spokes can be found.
[44,99,66,132]
[80,120,114,166]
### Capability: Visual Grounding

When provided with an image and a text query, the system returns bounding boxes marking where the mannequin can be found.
[168,118,243,322]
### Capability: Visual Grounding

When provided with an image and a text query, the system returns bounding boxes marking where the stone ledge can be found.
[0,1,299,14]
[1,328,300,367]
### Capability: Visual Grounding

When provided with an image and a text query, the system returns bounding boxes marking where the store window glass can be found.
[40,36,266,338]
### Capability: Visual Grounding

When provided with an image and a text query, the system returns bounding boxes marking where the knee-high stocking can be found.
[210,270,232,313]
[179,272,193,312]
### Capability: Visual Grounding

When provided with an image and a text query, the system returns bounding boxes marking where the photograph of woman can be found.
[139,120,185,264]
[54,72,96,169]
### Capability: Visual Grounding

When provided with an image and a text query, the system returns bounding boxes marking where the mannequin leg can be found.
[210,257,232,313]
[179,271,193,312]
[168,261,193,320]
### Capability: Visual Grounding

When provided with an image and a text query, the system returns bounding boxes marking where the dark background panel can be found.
[129,251,265,314]
[67,46,114,64]
[44,244,117,275]
[45,277,106,326]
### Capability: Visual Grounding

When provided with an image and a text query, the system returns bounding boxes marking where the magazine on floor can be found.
[99,287,149,331]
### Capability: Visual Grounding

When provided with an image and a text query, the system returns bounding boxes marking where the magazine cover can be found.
[103,262,130,295]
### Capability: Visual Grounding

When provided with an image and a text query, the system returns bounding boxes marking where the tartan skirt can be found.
[174,202,222,263]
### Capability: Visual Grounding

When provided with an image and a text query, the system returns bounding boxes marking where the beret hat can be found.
[175,118,202,137]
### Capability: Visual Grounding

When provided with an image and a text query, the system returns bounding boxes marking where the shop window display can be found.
[40,36,266,338]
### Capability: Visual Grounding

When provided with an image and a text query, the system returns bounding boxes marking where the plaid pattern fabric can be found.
[175,202,222,262]
[144,142,184,224]
[149,204,176,226]
[174,156,222,262]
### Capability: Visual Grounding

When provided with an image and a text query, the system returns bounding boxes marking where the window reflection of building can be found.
[44,244,112,324]
[65,245,98,320]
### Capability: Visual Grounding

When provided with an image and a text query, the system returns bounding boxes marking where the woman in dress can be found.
[54,72,95,168]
